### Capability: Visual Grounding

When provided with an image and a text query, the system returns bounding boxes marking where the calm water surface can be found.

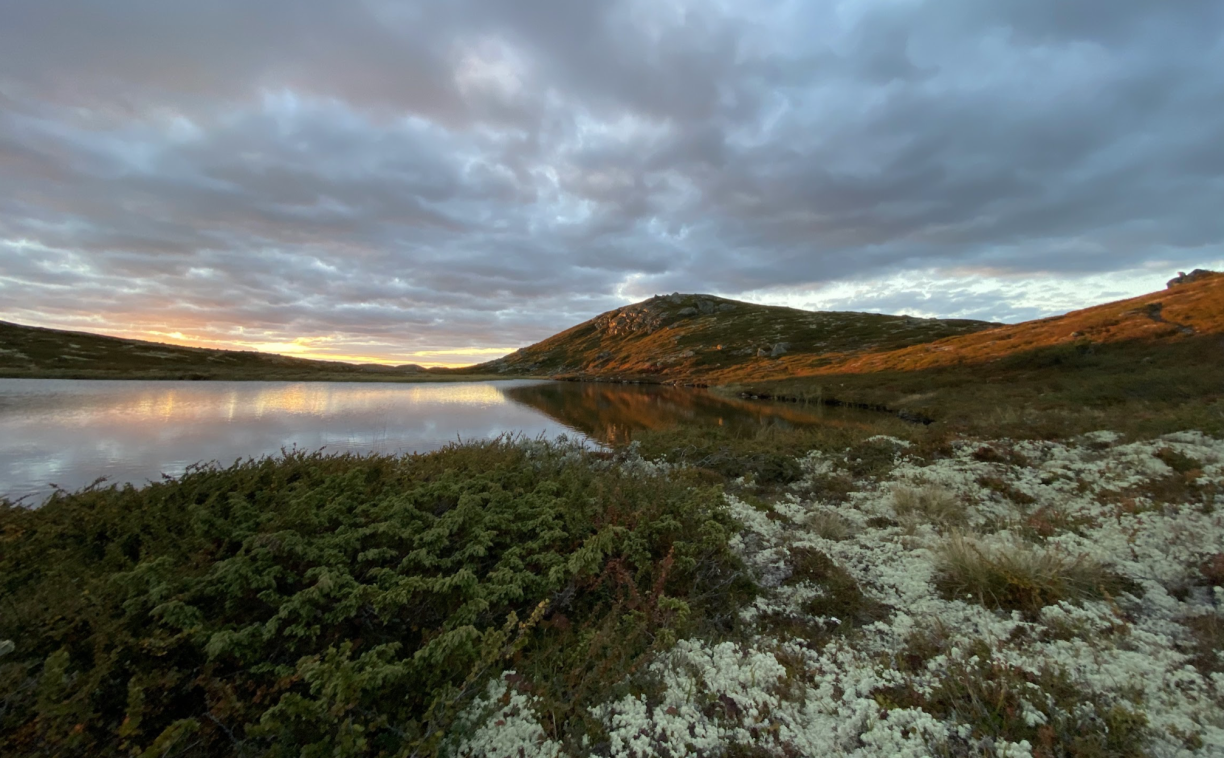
[0,378,852,504]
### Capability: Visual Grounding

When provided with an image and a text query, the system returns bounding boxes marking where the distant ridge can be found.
[0,320,429,381]
[810,269,1224,377]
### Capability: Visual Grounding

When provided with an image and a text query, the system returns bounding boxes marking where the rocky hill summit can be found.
[593,293,738,338]
[476,293,995,382]
[1169,268,1218,288]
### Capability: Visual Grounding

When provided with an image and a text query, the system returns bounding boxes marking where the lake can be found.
[0,378,850,505]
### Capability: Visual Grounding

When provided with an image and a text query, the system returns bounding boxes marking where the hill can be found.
[0,320,437,381]
[475,293,996,382]
[732,270,1224,434]
[472,272,1224,436]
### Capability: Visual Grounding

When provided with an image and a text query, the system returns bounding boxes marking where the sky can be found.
[1,1,1222,366]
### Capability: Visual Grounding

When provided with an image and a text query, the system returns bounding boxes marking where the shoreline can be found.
[0,370,539,383]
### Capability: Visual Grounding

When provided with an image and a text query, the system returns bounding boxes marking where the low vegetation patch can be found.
[4,415,1224,755]
[881,634,1149,758]
[0,439,748,756]
[934,533,1127,616]
[785,547,889,629]
[891,484,966,529]
[802,509,854,541]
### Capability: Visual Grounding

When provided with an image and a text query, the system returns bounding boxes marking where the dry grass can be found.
[803,509,854,541]
[934,532,1129,616]
[891,484,966,529]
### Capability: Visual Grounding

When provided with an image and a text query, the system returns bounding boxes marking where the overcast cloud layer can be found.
[2,0,1222,364]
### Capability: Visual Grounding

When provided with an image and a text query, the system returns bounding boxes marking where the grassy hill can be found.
[474,293,996,382]
[731,271,1224,437]
[0,321,450,382]
[471,273,1224,437]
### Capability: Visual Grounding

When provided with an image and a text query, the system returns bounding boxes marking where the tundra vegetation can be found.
[2,274,1223,755]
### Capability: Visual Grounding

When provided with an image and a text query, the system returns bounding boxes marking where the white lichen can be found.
[458,432,1224,755]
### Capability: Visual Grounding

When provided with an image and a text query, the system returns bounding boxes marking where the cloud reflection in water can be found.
[1,378,854,505]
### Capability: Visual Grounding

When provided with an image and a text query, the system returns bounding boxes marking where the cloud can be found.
[1,0,1222,362]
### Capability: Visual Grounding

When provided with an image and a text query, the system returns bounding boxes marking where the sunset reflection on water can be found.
[0,378,853,505]
[0,379,545,504]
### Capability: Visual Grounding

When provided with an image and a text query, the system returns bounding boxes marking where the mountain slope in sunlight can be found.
[733,270,1224,431]
[474,293,996,382]
[790,270,1224,375]
[476,273,1224,389]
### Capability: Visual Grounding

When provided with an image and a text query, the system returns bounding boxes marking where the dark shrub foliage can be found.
[0,439,746,756]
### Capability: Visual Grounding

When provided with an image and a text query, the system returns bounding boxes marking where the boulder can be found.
[697,299,715,315]
[677,306,698,317]
[770,342,790,358]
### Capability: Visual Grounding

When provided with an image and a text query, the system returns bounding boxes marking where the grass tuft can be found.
[934,532,1129,616]
[891,484,966,528]
[803,510,854,541]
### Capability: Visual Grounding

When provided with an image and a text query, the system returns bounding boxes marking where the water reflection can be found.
[0,378,851,505]
[0,379,556,504]
[498,381,835,444]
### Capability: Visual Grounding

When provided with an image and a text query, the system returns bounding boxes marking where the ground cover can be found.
[3,408,1222,756]
[579,429,1224,756]
[0,440,748,756]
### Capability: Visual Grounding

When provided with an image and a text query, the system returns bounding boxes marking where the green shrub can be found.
[0,439,748,756]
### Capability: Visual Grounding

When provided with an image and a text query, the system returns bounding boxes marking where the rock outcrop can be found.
[1167,269,1217,288]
